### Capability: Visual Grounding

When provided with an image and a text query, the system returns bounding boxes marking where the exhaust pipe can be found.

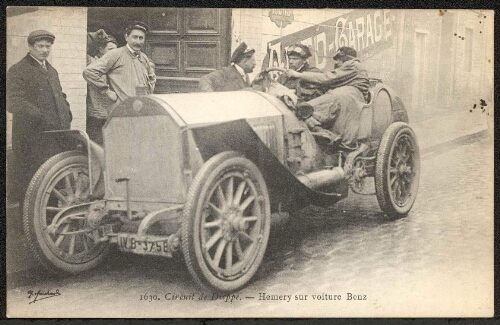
[297,167,344,189]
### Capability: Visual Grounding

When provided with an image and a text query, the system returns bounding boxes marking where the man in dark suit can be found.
[7,30,72,203]
[199,42,256,92]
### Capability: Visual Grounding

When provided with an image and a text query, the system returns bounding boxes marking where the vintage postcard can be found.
[5,7,494,318]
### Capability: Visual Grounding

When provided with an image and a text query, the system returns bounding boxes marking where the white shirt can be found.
[126,44,140,56]
[29,54,46,69]
[233,63,246,77]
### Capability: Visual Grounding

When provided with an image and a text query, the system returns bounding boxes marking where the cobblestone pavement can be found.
[6,138,494,318]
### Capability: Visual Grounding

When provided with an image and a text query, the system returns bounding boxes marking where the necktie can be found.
[245,74,250,86]
[42,61,47,70]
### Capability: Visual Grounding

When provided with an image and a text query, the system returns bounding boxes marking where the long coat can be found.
[7,54,72,196]
[300,59,370,147]
[198,65,250,92]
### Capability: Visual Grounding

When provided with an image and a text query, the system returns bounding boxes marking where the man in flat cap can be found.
[199,42,256,92]
[7,29,73,204]
[285,46,370,149]
[278,44,326,102]
[83,21,156,105]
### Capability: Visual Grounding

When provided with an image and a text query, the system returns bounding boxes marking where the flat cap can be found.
[333,46,357,59]
[28,29,55,44]
[126,21,149,34]
[231,42,255,63]
[287,44,312,59]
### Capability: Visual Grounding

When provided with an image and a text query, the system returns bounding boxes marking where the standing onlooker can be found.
[86,30,118,144]
[198,42,256,92]
[83,21,156,105]
[7,30,73,203]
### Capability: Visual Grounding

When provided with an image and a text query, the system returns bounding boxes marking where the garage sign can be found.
[265,9,397,71]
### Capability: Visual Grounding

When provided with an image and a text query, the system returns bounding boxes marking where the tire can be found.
[375,122,420,218]
[23,151,110,274]
[182,151,271,293]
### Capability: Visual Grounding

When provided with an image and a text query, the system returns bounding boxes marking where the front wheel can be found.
[375,122,420,218]
[23,151,110,274]
[182,151,271,293]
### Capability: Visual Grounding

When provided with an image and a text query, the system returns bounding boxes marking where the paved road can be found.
[6,138,494,318]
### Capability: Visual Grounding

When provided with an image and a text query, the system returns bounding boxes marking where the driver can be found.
[284,47,370,149]
[278,44,326,102]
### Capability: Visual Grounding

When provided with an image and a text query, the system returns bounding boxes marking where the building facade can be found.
[6,7,494,148]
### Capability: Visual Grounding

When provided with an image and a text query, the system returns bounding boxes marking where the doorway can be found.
[87,8,232,93]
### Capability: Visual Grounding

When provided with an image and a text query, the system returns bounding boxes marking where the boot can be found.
[310,126,342,148]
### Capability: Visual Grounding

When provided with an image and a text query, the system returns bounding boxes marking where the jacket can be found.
[198,65,249,92]
[83,46,156,103]
[7,54,72,155]
[299,59,370,100]
[278,62,326,102]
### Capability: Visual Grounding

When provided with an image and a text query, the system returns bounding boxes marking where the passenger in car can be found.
[199,42,256,92]
[284,46,370,149]
[278,44,326,102]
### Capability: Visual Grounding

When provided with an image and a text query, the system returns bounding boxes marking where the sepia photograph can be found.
[5,6,494,318]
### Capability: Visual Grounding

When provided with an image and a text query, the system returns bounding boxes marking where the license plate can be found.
[117,234,172,257]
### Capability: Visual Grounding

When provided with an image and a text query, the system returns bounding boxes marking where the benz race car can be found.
[23,75,420,293]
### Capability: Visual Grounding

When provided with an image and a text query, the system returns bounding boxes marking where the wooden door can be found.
[143,8,232,93]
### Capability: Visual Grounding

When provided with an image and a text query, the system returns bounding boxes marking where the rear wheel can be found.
[182,151,271,293]
[23,151,110,274]
[375,123,420,218]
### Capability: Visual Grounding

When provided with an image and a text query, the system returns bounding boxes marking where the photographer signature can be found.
[27,289,61,304]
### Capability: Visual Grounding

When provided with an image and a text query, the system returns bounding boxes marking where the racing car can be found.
[22,73,420,293]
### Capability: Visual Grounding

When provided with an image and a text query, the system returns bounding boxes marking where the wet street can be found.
[6,138,494,318]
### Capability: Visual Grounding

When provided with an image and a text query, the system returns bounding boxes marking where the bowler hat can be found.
[28,30,55,45]
[231,42,255,63]
[287,44,312,59]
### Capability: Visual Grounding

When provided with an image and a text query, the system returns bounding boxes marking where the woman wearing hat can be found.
[278,44,326,102]
[86,30,118,144]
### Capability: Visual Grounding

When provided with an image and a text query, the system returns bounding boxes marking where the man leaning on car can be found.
[199,42,256,92]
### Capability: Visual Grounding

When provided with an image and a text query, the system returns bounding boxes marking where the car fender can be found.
[190,119,348,210]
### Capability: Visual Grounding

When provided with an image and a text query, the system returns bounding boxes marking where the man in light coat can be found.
[83,21,156,105]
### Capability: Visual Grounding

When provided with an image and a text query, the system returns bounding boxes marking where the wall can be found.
[6,6,88,149]
[233,9,494,123]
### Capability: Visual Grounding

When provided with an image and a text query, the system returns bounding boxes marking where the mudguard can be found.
[191,119,348,209]
[41,130,104,194]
